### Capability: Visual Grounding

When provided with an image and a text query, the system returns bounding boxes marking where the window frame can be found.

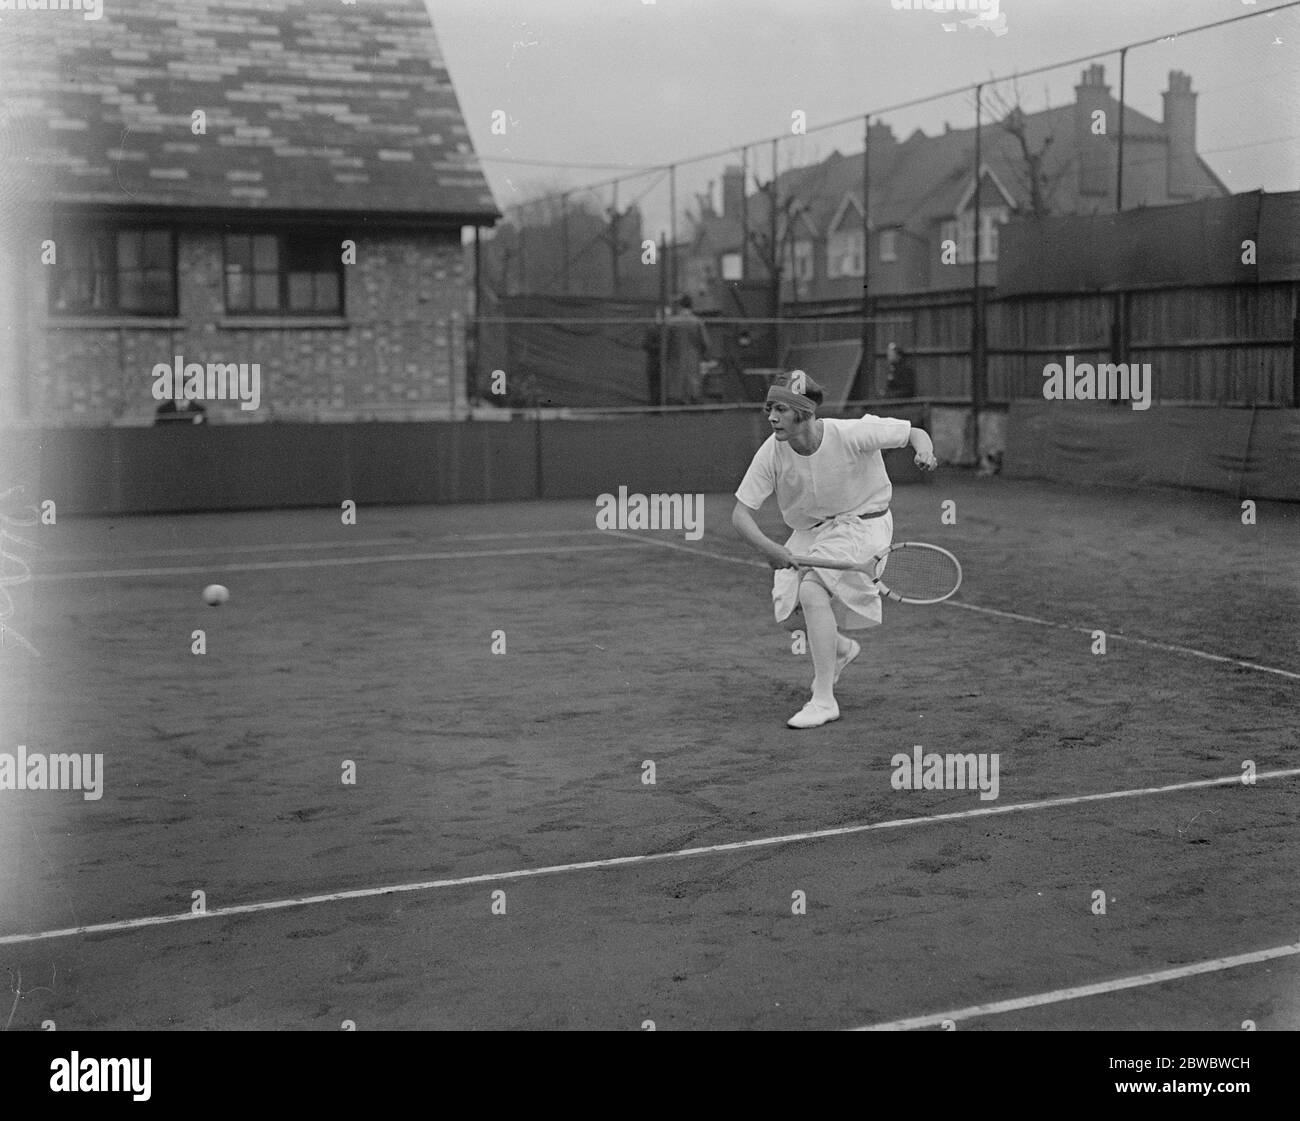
[791,239,815,283]
[879,228,898,264]
[826,228,865,279]
[222,231,345,317]
[48,224,178,317]
[940,208,1007,265]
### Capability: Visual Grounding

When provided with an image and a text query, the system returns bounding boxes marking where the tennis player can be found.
[732,371,938,728]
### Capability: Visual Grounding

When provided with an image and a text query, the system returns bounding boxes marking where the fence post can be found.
[669,164,678,298]
[473,225,482,411]
[971,83,985,465]
[519,203,527,295]
[740,146,748,281]
[561,191,570,294]
[609,181,621,297]
[1292,306,1299,407]
[861,114,874,401]
[1116,47,1128,212]
[770,138,781,362]
[658,234,668,407]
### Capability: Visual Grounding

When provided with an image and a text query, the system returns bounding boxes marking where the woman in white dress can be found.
[732,372,938,728]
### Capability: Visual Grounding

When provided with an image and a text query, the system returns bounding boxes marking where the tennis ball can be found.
[202,584,229,606]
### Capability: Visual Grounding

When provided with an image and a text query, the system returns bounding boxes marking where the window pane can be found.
[52,271,88,312]
[287,271,314,311]
[61,236,88,270]
[253,273,279,310]
[91,232,114,270]
[118,271,144,310]
[226,270,249,310]
[142,230,171,268]
[117,231,141,269]
[253,235,279,271]
[142,269,172,310]
[225,235,251,269]
[90,270,112,309]
[313,271,340,311]
[285,238,333,271]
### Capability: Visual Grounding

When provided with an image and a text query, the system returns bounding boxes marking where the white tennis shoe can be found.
[787,699,840,729]
[834,639,861,684]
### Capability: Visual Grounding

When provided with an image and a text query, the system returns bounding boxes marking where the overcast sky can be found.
[426,0,1299,233]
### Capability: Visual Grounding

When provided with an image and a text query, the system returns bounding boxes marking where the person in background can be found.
[663,294,710,405]
[884,342,916,399]
[154,398,207,425]
[643,306,667,406]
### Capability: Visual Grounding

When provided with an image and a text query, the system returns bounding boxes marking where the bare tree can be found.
[983,84,1074,218]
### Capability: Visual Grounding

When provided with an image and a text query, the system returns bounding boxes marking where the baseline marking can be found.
[852,940,1300,1031]
[945,600,1300,682]
[3,767,1295,947]
[33,543,643,582]
[46,530,605,563]
[608,532,1300,681]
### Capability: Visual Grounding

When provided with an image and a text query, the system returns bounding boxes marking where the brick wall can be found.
[0,223,471,426]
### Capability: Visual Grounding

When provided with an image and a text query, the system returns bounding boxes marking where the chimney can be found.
[721,165,744,220]
[1074,62,1114,199]
[698,181,716,219]
[1162,70,1197,199]
[867,121,896,151]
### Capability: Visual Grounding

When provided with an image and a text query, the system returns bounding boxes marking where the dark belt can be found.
[811,508,888,528]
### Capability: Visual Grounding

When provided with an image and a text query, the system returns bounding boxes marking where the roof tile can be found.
[0,0,498,219]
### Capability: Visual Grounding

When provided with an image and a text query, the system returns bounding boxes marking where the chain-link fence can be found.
[472,3,1300,419]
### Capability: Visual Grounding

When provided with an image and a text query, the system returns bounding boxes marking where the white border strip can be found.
[32,543,640,582]
[852,941,1300,1030]
[44,530,607,563]
[2,767,1295,947]
[608,532,1300,681]
[945,601,1300,682]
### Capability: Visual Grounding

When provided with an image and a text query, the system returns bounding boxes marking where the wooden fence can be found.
[814,281,1298,407]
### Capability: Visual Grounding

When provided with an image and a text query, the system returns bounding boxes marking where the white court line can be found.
[44,530,604,563]
[608,531,1300,682]
[944,601,1300,682]
[46,537,415,561]
[31,543,642,582]
[852,941,1300,1031]
[2,767,1295,947]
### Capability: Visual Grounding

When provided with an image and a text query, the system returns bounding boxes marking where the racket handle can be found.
[789,554,872,573]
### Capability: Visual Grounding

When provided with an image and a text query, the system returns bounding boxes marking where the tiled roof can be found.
[732,95,1224,247]
[0,0,498,220]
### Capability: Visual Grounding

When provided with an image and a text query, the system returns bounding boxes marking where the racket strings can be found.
[876,545,960,601]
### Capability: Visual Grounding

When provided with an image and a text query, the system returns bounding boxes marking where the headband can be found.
[765,385,816,415]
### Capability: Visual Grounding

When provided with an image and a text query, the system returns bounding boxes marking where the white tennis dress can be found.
[735,415,913,630]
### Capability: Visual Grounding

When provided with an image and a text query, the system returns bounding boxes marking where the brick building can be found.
[0,0,498,426]
[685,65,1228,310]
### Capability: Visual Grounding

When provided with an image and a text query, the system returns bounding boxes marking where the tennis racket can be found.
[789,542,962,605]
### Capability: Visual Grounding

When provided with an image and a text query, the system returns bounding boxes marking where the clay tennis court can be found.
[1,474,1297,1030]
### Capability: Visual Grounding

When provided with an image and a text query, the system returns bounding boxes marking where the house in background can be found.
[480,201,660,301]
[685,66,1228,310]
[0,0,498,426]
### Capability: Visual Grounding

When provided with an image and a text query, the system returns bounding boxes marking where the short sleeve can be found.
[843,415,911,454]
[735,438,777,510]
